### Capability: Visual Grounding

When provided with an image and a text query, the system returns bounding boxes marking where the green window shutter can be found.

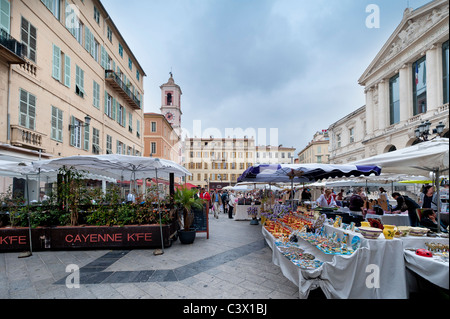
[100,45,106,69]
[70,116,75,146]
[93,81,100,109]
[51,106,57,140]
[83,125,89,151]
[104,90,108,114]
[112,97,116,120]
[84,26,90,52]
[57,108,63,142]
[122,108,126,127]
[1,0,11,34]
[64,54,71,87]
[52,44,61,81]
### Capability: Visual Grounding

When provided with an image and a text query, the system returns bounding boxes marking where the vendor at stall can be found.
[349,188,366,215]
[391,192,420,227]
[316,189,337,208]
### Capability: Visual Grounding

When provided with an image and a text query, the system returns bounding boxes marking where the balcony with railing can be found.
[0,29,26,64]
[105,70,141,110]
[10,125,46,151]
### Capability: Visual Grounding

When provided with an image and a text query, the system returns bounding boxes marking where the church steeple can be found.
[160,72,182,131]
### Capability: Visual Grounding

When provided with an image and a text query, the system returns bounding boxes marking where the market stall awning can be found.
[237,163,381,183]
[31,154,191,181]
[351,138,449,175]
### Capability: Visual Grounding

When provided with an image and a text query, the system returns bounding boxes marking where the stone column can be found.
[365,87,374,137]
[426,45,442,111]
[377,80,388,130]
[399,64,412,122]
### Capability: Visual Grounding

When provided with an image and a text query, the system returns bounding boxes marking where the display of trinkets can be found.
[275,241,324,270]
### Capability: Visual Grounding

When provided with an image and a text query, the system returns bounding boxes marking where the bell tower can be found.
[160,72,182,132]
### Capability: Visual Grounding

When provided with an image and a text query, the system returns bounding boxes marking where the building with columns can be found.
[329,0,449,164]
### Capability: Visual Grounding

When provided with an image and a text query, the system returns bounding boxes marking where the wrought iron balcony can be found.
[105,70,141,110]
[0,29,25,64]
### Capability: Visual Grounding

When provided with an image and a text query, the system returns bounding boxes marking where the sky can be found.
[103,0,432,153]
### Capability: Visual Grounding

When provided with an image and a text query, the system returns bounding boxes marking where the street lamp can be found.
[68,115,91,131]
[204,178,210,191]
[414,120,445,142]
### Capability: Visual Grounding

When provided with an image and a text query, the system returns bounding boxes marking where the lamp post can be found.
[68,115,91,131]
[414,121,445,142]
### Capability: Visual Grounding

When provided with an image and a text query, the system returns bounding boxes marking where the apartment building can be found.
[0,0,145,164]
[329,0,449,163]
[184,137,256,189]
[143,112,180,163]
[297,130,330,164]
[255,145,296,165]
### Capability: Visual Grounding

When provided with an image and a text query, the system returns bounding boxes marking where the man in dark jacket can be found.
[392,192,420,226]
[221,191,229,215]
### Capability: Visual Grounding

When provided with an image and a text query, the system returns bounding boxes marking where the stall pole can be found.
[154,169,165,255]
[19,175,32,258]
[434,169,442,233]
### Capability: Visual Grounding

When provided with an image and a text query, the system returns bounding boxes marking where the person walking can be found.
[212,189,222,219]
[228,190,236,219]
[221,190,229,215]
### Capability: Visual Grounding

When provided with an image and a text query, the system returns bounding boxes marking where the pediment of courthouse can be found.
[359,0,449,88]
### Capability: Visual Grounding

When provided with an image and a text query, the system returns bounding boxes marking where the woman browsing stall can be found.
[316,189,338,208]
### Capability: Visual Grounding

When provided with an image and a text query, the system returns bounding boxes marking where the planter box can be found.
[0,223,177,252]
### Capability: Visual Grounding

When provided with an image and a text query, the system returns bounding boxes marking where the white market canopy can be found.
[31,154,191,181]
[351,138,449,176]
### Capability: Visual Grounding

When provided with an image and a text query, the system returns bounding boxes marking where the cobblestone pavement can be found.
[0,213,300,299]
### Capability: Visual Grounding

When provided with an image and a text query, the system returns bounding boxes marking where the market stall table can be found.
[234,204,261,221]
[366,213,411,226]
[262,223,408,299]
[401,236,449,289]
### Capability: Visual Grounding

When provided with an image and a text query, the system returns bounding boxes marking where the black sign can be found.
[191,204,209,239]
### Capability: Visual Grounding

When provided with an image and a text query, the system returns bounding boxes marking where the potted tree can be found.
[173,187,203,244]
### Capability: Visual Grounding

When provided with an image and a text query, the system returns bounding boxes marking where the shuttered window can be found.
[51,106,63,142]
[52,44,61,80]
[19,89,36,130]
[0,0,10,34]
[93,80,100,109]
[21,17,36,62]
[75,65,84,97]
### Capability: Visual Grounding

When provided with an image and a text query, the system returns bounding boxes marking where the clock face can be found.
[165,112,174,122]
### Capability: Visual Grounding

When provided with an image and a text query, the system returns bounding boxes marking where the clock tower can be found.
[160,72,182,132]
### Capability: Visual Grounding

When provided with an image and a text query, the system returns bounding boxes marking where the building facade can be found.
[255,145,296,165]
[0,0,145,163]
[143,112,179,163]
[297,130,330,164]
[329,0,449,164]
[184,137,256,189]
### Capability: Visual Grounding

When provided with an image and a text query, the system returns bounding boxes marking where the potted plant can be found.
[247,205,259,225]
[173,187,203,244]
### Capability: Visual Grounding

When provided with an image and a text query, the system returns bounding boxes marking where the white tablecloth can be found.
[234,204,261,220]
[401,236,449,289]
[366,213,411,226]
[262,224,408,299]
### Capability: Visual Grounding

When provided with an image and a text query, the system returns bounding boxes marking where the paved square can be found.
[0,214,299,299]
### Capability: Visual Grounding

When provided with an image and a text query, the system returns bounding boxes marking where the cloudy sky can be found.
[104,0,431,153]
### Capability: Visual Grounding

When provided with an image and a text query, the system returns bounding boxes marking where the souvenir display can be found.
[275,241,324,270]
[358,226,383,239]
[333,216,342,228]
[409,227,430,237]
[349,222,356,232]
[382,225,398,240]
[395,226,411,238]
[351,236,361,251]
